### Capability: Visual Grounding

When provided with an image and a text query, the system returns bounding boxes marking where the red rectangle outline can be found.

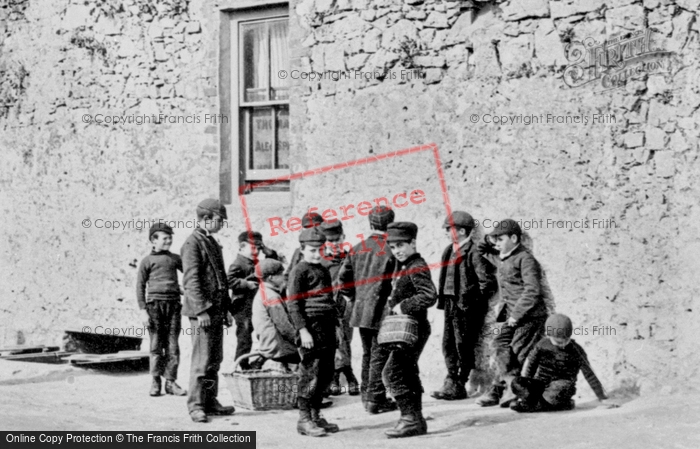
[237,143,463,307]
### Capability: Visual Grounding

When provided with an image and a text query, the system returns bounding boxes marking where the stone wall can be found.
[289,0,700,392]
[0,0,225,346]
[1,0,699,394]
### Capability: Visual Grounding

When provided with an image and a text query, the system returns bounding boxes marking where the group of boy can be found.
[136,197,611,434]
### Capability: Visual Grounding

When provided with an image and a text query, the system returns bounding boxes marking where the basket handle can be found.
[233,352,264,372]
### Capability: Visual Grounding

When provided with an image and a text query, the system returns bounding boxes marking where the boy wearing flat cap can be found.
[285,211,324,280]
[287,227,340,437]
[337,205,397,414]
[477,218,548,408]
[319,221,360,396]
[432,211,497,401]
[136,221,186,397]
[510,313,612,412]
[181,199,235,423]
[227,230,279,370]
[251,259,299,368]
[379,222,437,438]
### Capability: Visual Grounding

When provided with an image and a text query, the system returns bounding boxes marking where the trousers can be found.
[147,300,182,380]
[512,376,577,408]
[378,322,431,399]
[359,328,389,402]
[187,307,224,413]
[442,301,483,384]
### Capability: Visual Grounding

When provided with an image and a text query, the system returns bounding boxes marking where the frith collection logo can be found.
[563,29,676,92]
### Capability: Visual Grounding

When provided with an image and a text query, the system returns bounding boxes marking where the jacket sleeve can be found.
[471,246,498,300]
[522,343,541,378]
[337,256,356,299]
[174,254,183,272]
[136,258,149,310]
[399,263,438,315]
[182,239,212,316]
[285,267,307,331]
[477,236,500,267]
[510,252,544,324]
[436,246,450,310]
[227,263,253,295]
[268,302,298,344]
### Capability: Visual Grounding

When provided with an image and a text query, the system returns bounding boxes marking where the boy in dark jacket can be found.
[181,199,235,423]
[477,219,549,407]
[337,206,397,414]
[380,222,437,438]
[227,231,272,370]
[510,314,611,412]
[136,222,186,397]
[287,227,339,437]
[432,211,497,401]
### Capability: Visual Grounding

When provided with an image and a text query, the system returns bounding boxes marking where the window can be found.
[220,3,290,202]
[240,19,290,174]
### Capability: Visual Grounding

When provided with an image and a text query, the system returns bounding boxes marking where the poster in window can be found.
[251,108,273,170]
[276,108,289,169]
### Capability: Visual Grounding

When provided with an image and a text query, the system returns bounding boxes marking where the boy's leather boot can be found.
[366,397,398,414]
[385,394,426,438]
[297,398,327,437]
[343,367,360,396]
[476,383,505,407]
[165,380,187,396]
[431,377,467,400]
[311,408,339,433]
[500,375,517,407]
[329,371,342,396]
[150,377,161,396]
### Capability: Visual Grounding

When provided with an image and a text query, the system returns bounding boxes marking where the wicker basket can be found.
[377,314,419,347]
[223,353,298,411]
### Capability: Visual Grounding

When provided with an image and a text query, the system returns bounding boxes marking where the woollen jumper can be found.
[286,261,338,331]
[136,250,182,309]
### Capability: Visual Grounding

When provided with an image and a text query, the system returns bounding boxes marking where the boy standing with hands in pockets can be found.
[181,199,236,423]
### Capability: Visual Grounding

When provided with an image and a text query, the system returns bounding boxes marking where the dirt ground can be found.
[1,358,699,449]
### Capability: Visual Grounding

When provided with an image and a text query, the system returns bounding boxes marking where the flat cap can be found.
[489,218,522,237]
[301,212,324,228]
[369,205,395,231]
[149,222,173,241]
[238,231,263,244]
[443,211,476,230]
[197,198,228,220]
[386,222,418,243]
[320,220,343,238]
[299,227,327,245]
[259,259,284,279]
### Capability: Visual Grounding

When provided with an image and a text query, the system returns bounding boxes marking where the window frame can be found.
[220,2,290,203]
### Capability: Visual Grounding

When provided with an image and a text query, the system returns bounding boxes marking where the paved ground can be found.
[1,359,699,449]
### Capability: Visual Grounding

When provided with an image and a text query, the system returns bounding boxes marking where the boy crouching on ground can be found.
[510,313,613,412]
[136,222,186,397]
[287,227,339,437]
[251,259,300,368]
[227,231,264,371]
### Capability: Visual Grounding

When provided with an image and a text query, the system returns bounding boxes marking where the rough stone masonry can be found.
[1,0,699,396]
